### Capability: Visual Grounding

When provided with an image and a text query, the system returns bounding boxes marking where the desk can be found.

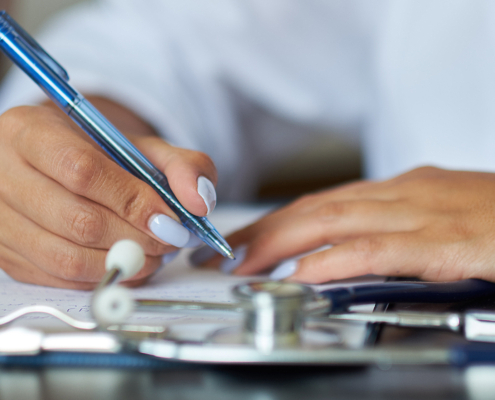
[0,364,470,400]
[1,300,494,399]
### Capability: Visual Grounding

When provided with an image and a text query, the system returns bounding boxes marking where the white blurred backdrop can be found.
[10,0,88,33]
[0,0,88,78]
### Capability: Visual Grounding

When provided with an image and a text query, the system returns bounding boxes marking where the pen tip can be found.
[226,250,236,260]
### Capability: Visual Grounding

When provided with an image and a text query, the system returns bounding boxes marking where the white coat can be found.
[1,0,494,199]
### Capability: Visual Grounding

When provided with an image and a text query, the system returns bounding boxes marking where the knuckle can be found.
[0,106,24,126]
[59,147,103,194]
[401,166,437,179]
[66,204,106,246]
[0,107,30,141]
[118,185,154,222]
[351,237,384,272]
[189,150,217,180]
[53,245,86,281]
[192,150,214,168]
[1,105,35,124]
[2,106,59,135]
[297,193,318,205]
[297,258,326,284]
[414,165,440,174]
[290,193,320,212]
[175,148,216,175]
[399,166,444,188]
[317,202,348,220]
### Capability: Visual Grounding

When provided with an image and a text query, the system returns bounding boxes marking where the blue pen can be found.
[0,11,234,259]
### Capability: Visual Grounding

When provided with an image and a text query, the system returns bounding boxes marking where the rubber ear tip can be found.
[92,286,135,326]
[106,239,145,280]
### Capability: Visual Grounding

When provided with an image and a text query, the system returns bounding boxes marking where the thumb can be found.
[133,136,218,217]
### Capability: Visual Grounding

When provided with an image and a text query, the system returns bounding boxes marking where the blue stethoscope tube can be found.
[321,279,495,312]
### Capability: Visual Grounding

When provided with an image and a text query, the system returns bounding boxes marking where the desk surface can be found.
[0,364,472,400]
[1,299,495,400]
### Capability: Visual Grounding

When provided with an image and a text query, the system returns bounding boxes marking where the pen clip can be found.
[0,11,69,81]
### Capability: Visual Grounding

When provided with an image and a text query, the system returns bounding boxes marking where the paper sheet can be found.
[0,204,381,347]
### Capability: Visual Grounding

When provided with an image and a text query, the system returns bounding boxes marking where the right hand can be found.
[0,105,218,289]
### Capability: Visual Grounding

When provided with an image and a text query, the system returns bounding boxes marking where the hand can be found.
[0,104,217,289]
[207,167,495,283]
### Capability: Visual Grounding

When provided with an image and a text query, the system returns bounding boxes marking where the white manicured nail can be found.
[220,245,247,274]
[184,234,203,248]
[162,250,180,264]
[270,260,298,281]
[148,214,190,248]
[197,176,217,215]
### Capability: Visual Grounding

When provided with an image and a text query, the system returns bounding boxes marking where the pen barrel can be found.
[69,99,229,250]
[69,98,186,215]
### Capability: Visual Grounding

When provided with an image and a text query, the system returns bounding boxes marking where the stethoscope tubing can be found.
[319,279,495,312]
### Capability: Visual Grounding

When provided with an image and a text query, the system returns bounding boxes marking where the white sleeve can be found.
[0,0,369,199]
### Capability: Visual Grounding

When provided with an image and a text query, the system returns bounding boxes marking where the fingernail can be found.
[184,234,203,248]
[148,214,190,248]
[197,176,217,215]
[220,245,247,274]
[189,245,217,266]
[162,250,180,264]
[270,260,298,281]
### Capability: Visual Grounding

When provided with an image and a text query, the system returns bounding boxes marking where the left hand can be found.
[205,166,495,283]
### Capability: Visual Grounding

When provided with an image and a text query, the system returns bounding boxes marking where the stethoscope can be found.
[84,240,495,361]
[2,239,495,366]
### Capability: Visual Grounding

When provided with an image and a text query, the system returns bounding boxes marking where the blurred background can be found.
[0,0,86,78]
[0,0,361,201]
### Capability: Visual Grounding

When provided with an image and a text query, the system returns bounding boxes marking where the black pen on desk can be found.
[0,11,234,259]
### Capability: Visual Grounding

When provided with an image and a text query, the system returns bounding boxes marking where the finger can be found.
[0,243,97,290]
[132,136,218,216]
[233,200,423,276]
[11,108,190,248]
[282,232,431,284]
[225,182,397,249]
[0,242,158,289]
[192,180,407,269]
[1,162,171,256]
[194,196,417,269]
[191,206,292,268]
[0,201,162,282]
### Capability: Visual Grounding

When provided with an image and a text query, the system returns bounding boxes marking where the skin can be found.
[205,166,495,284]
[0,98,217,289]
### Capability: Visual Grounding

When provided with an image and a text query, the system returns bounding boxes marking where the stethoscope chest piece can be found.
[208,282,338,352]
[234,282,313,352]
